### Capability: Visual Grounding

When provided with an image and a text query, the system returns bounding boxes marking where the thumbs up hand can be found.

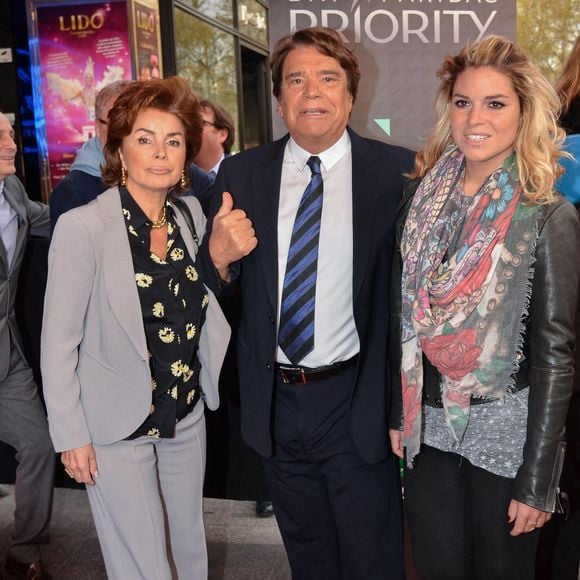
[215,191,235,218]
[209,192,257,281]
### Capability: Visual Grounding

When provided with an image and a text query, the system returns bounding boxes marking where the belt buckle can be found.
[279,366,291,384]
[278,365,307,384]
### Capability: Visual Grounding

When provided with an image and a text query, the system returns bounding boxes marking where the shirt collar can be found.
[119,185,175,232]
[287,130,350,174]
[120,186,149,230]
[209,153,225,176]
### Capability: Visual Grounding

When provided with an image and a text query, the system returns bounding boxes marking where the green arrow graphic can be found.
[374,118,391,135]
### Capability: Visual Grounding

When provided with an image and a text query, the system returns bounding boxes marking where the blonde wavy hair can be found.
[556,36,580,113]
[410,35,566,205]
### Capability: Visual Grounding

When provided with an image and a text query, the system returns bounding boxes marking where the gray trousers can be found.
[0,344,55,562]
[86,402,208,580]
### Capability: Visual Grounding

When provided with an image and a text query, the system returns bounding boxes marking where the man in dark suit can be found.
[202,27,414,578]
[0,111,54,579]
[188,99,235,217]
[193,99,235,178]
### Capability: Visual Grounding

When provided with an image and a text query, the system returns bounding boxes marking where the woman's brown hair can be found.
[556,36,580,114]
[102,76,202,193]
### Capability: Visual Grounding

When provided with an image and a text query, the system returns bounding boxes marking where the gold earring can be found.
[121,166,127,186]
[180,170,188,189]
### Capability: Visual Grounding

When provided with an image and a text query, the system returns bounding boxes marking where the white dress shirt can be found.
[276,131,359,367]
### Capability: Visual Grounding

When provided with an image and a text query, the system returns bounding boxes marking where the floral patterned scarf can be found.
[400,145,539,467]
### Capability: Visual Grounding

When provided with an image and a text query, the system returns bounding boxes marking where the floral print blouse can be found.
[120,187,209,440]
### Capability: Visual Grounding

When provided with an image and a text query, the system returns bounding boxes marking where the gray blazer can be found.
[0,175,50,381]
[41,187,230,452]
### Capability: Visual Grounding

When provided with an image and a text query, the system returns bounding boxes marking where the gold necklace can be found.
[150,205,167,229]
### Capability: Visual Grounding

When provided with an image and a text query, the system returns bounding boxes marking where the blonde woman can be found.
[389,36,580,579]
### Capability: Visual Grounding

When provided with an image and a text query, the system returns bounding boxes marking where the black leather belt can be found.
[275,356,358,384]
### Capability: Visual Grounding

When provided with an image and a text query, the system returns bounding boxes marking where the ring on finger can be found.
[526,521,538,527]
[64,468,74,478]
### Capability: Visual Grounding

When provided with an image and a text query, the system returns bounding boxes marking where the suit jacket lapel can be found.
[2,180,28,274]
[350,129,380,303]
[0,235,7,273]
[98,188,148,359]
[251,136,288,311]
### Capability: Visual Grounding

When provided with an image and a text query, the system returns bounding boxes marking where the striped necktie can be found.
[278,156,323,365]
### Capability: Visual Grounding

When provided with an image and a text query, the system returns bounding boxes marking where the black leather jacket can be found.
[389,178,580,512]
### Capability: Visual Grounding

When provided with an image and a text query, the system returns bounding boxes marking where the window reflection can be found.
[177,0,233,27]
[238,0,268,47]
[174,8,239,151]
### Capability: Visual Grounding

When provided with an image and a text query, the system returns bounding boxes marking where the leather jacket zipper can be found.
[547,441,567,512]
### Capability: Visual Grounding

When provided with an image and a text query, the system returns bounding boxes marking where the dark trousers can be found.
[0,344,55,562]
[404,445,539,580]
[262,366,403,580]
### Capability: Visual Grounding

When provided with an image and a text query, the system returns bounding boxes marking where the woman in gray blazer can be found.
[41,78,231,579]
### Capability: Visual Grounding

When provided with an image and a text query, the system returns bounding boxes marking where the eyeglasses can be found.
[97,118,108,126]
[202,120,218,129]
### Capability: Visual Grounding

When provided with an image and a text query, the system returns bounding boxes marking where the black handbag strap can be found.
[172,196,199,245]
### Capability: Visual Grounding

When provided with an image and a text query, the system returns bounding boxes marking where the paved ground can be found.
[0,486,289,579]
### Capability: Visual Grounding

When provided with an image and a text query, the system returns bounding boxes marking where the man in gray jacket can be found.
[0,111,54,580]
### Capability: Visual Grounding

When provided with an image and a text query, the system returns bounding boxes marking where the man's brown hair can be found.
[200,99,235,154]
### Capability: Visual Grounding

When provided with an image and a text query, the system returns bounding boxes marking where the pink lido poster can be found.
[37,1,132,190]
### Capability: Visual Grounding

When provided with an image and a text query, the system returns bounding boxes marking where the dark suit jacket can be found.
[0,175,50,381]
[188,162,219,216]
[201,128,414,462]
[49,170,106,230]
